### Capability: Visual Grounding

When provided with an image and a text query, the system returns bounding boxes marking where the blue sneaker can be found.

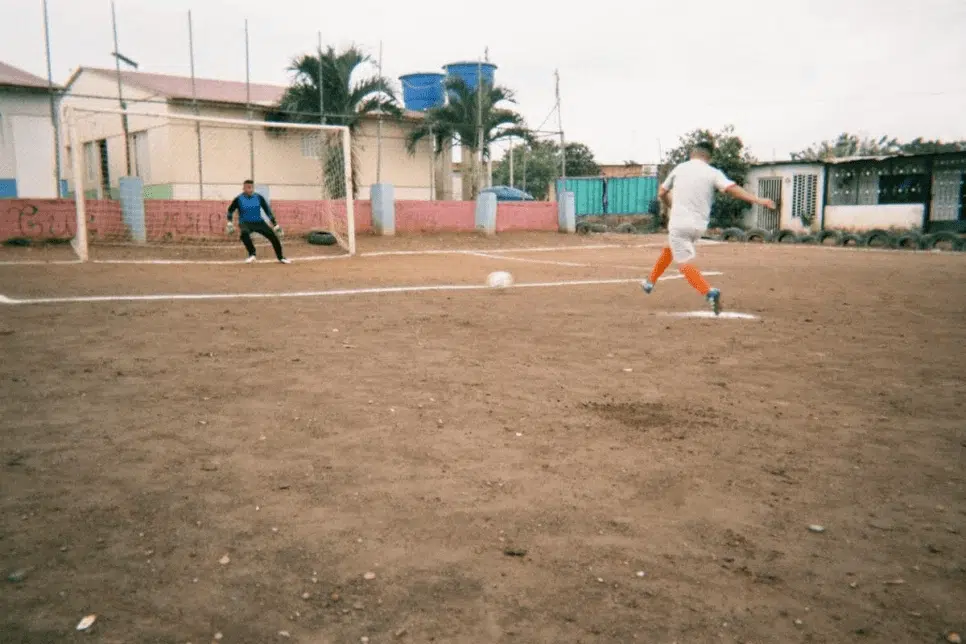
[641,279,655,294]
[706,288,722,316]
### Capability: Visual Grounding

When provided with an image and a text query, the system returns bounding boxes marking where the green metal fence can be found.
[556,176,659,216]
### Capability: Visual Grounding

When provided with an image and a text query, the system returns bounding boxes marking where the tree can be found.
[790,133,966,160]
[406,77,530,200]
[491,140,601,200]
[662,125,756,228]
[274,45,400,197]
[790,133,900,161]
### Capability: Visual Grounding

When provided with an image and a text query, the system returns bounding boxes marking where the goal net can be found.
[65,106,355,261]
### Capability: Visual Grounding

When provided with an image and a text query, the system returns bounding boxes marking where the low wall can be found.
[824,204,923,232]
[1,198,559,242]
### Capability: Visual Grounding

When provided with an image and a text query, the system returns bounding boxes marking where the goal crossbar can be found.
[67,105,349,134]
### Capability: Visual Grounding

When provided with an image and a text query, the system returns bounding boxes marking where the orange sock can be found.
[649,247,673,284]
[680,263,711,295]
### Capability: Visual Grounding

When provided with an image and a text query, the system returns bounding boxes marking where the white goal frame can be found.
[64,105,355,261]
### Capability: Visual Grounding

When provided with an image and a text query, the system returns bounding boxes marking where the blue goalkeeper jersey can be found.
[227,193,276,225]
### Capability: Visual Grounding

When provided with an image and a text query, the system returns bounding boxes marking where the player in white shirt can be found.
[642,141,776,315]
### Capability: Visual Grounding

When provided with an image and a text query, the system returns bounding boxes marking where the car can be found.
[480,185,535,201]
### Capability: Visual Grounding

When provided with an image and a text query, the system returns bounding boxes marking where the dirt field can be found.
[2,233,965,643]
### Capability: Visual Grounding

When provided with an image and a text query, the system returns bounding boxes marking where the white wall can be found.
[823,204,923,231]
[744,164,825,232]
[0,88,59,197]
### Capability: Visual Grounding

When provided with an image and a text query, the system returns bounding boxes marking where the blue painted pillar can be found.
[475,192,497,235]
[371,183,395,236]
[119,176,146,243]
[558,191,576,233]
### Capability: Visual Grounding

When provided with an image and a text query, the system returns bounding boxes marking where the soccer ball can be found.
[486,271,514,289]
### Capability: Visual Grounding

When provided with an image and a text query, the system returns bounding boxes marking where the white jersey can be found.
[661,159,736,230]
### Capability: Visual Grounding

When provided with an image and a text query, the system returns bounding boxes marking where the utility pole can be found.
[42,0,61,195]
[376,40,383,183]
[188,10,203,198]
[476,57,484,195]
[555,69,565,180]
[245,19,254,181]
[111,0,131,177]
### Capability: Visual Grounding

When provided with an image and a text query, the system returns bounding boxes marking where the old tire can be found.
[744,228,772,243]
[797,234,817,244]
[775,229,799,244]
[920,231,964,251]
[306,230,337,246]
[815,230,842,246]
[576,222,591,235]
[721,227,748,242]
[615,222,637,234]
[838,233,862,247]
[894,232,922,250]
[862,228,895,249]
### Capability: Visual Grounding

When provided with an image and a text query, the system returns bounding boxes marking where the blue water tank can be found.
[443,61,497,92]
[398,73,445,111]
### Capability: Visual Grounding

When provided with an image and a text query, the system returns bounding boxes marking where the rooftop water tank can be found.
[398,73,445,111]
[443,61,497,92]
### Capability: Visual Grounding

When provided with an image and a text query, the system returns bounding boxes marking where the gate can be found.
[755,177,782,231]
[557,176,659,216]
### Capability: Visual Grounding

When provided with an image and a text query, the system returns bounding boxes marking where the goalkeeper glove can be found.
[274,224,283,237]
[226,222,235,235]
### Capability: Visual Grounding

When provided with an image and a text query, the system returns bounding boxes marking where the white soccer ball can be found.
[486,270,514,289]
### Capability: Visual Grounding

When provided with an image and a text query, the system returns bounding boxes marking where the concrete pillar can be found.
[371,183,395,236]
[119,176,145,243]
[475,192,497,235]
[558,190,576,233]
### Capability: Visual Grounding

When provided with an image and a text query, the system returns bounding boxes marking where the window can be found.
[791,174,818,222]
[130,131,150,182]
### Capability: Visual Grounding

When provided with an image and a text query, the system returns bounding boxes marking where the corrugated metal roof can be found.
[68,67,424,120]
[0,61,58,90]
[80,67,284,106]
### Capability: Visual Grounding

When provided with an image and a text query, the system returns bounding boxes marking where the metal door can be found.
[756,177,782,231]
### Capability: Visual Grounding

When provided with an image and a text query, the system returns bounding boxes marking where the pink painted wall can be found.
[1,198,557,242]
[497,202,557,232]
[396,200,476,233]
[1,199,123,242]
[0,199,372,242]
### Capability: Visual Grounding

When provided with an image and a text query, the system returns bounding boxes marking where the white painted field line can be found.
[0,270,724,306]
[0,276,651,305]
[660,311,760,320]
[468,251,656,271]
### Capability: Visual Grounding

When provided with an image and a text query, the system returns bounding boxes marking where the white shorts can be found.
[668,227,704,264]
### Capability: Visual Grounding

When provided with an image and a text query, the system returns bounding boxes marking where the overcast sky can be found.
[3,0,965,164]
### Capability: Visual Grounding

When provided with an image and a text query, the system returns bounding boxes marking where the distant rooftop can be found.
[0,61,58,90]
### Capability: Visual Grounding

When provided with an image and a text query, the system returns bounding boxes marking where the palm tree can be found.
[275,45,400,197]
[406,77,530,200]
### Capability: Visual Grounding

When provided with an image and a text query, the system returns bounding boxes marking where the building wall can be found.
[743,164,824,232]
[0,88,59,198]
[61,71,170,198]
[823,204,923,231]
[353,118,436,200]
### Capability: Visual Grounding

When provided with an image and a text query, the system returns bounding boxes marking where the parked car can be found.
[480,185,535,201]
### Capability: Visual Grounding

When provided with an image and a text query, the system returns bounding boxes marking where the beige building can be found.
[0,62,62,198]
[61,67,449,201]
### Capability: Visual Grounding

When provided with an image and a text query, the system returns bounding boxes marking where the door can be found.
[11,116,57,198]
[756,177,782,231]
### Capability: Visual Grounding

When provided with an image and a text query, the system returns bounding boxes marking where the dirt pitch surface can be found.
[1,233,965,643]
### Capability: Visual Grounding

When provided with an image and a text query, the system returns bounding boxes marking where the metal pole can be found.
[429,125,435,199]
[376,40,383,183]
[245,19,254,181]
[508,139,514,188]
[319,31,330,124]
[66,108,89,261]
[476,57,483,195]
[556,69,565,180]
[42,0,62,196]
[188,10,203,198]
[111,0,131,177]
[522,145,527,194]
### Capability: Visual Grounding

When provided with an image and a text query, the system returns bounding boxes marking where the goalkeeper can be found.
[226,180,291,264]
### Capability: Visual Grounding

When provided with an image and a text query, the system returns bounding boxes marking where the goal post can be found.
[63,104,355,260]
